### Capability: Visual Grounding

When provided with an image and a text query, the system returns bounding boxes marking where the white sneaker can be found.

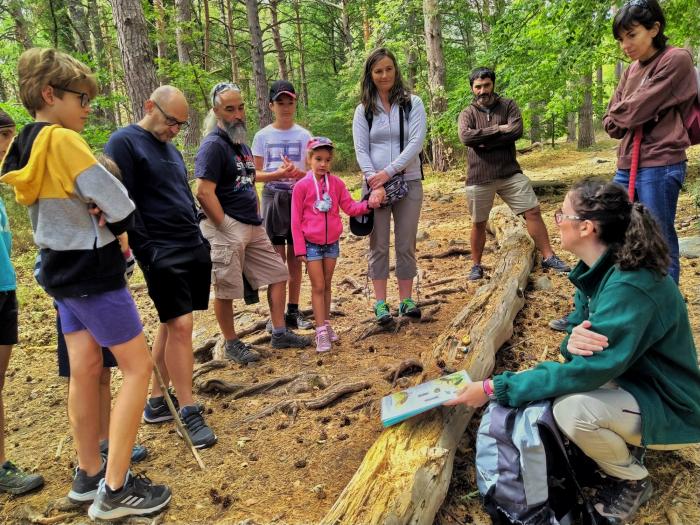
[315,326,332,353]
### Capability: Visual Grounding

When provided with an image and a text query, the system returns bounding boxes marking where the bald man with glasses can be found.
[104,85,217,450]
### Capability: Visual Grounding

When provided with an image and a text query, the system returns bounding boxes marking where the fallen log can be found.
[320,205,535,525]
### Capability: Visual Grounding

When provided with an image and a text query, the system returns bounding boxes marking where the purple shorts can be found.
[55,287,143,347]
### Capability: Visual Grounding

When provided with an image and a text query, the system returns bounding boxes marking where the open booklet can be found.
[380,370,472,427]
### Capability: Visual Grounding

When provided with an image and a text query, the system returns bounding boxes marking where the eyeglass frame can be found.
[151,99,190,129]
[554,208,583,225]
[50,84,91,108]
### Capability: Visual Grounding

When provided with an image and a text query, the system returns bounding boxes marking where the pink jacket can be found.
[291,171,369,256]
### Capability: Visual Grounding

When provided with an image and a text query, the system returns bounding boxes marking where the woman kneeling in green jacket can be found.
[446,179,700,525]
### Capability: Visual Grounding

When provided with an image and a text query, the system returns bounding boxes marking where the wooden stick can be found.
[54,434,67,460]
[148,352,206,470]
[30,513,80,525]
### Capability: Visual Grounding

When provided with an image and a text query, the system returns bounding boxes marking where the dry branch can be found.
[418,247,471,260]
[321,205,535,525]
[425,286,465,298]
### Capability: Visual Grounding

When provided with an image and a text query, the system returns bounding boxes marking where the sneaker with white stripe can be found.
[87,472,171,521]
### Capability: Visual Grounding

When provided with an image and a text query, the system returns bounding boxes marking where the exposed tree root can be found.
[426,277,458,287]
[192,360,229,380]
[197,373,303,397]
[425,286,465,298]
[355,317,410,341]
[197,378,246,395]
[418,247,471,260]
[383,359,424,386]
[237,319,269,338]
[232,374,302,399]
[193,337,219,363]
[340,276,364,294]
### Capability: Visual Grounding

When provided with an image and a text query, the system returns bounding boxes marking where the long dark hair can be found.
[360,47,410,116]
[570,179,670,275]
[612,0,668,51]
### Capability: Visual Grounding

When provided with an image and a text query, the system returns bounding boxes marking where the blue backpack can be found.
[476,400,601,525]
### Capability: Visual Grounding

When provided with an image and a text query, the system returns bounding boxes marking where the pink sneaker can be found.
[324,321,339,342]
[315,326,332,353]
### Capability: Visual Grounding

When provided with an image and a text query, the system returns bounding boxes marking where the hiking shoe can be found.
[374,301,392,325]
[225,339,261,364]
[542,255,571,273]
[398,298,421,319]
[324,322,339,342]
[68,459,106,503]
[0,461,44,495]
[143,390,179,424]
[285,310,313,330]
[468,264,484,281]
[177,404,217,449]
[315,327,332,353]
[593,476,653,525]
[99,440,148,463]
[271,329,312,349]
[548,316,569,332]
[88,473,171,521]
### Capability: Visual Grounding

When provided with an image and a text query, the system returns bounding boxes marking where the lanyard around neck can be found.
[313,173,329,202]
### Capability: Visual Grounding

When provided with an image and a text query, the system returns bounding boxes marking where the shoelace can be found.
[182,408,207,433]
[316,329,331,348]
[130,473,154,498]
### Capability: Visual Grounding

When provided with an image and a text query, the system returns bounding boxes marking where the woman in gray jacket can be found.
[352,47,427,325]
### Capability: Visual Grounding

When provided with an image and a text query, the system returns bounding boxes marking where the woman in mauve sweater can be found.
[603,0,698,283]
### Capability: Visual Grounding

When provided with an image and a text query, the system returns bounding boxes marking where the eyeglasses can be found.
[151,100,190,129]
[50,85,91,108]
[554,208,583,225]
[211,82,241,107]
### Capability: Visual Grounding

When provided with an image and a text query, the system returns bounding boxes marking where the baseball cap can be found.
[269,80,297,101]
[307,137,334,151]
[349,194,374,237]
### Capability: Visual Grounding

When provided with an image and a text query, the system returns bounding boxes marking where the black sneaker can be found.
[271,329,312,349]
[0,461,44,495]
[548,316,569,332]
[143,390,179,424]
[99,440,148,463]
[542,255,571,273]
[68,459,106,503]
[225,339,261,364]
[593,476,653,525]
[468,264,484,281]
[88,473,171,521]
[285,310,313,329]
[177,404,217,449]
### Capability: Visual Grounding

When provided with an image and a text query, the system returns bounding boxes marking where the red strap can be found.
[628,126,643,201]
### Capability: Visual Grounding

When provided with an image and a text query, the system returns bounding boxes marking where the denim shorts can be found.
[305,241,340,261]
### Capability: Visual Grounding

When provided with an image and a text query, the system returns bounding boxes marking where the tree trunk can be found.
[176,0,203,151]
[293,0,308,110]
[246,0,273,127]
[10,0,34,49]
[577,71,595,149]
[406,2,418,90]
[567,113,577,143]
[595,64,604,129]
[321,206,535,525]
[203,0,211,70]
[109,0,159,121]
[341,0,353,55]
[270,0,288,80]
[67,0,91,54]
[86,0,117,127]
[529,101,541,143]
[423,0,448,171]
[362,1,371,45]
[224,0,241,83]
[153,0,169,73]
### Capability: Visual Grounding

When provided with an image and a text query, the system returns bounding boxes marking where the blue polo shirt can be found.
[194,128,262,226]
[105,125,204,260]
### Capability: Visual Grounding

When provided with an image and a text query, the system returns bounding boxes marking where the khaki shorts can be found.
[200,215,289,300]
[465,172,539,223]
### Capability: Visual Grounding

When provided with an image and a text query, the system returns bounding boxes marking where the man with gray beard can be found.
[195,83,311,362]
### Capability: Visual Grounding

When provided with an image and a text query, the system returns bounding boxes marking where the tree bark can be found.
[423,0,448,171]
[153,0,169,72]
[340,0,353,55]
[176,0,203,150]
[406,2,419,90]
[109,0,159,121]
[86,0,117,127]
[595,64,604,129]
[529,101,541,144]
[203,0,211,71]
[270,0,288,80]
[246,0,273,127]
[577,71,595,149]
[10,0,34,49]
[362,1,371,45]
[320,206,535,525]
[567,113,577,143]
[224,0,241,83]
[293,0,308,110]
[67,0,90,54]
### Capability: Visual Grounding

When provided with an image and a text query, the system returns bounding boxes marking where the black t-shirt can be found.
[104,125,204,260]
[194,128,262,226]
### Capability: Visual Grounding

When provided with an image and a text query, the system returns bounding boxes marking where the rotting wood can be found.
[320,205,535,525]
[418,247,471,260]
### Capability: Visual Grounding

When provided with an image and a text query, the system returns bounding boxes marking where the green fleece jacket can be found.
[493,250,700,446]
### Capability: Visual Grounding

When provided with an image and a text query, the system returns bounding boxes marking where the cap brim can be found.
[272,91,297,100]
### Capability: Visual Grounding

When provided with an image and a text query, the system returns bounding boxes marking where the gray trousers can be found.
[368,179,423,280]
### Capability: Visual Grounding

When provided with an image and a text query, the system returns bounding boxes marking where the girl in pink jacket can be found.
[291,137,376,352]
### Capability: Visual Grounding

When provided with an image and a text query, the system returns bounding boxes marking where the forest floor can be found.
[1,138,700,525]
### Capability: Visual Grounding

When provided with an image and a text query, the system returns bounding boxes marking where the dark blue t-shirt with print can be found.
[104,124,204,260]
[195,128,262,226]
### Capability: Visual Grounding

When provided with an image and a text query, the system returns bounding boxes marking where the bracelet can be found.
[482,379,496,400]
